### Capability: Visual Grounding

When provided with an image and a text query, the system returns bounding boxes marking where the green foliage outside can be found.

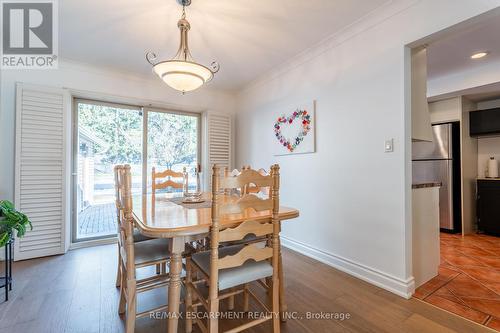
[79,104,142,164]
[78,103,197,169]
[148,111,197,170]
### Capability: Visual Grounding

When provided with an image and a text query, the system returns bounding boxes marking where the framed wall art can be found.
[273,100,316,156]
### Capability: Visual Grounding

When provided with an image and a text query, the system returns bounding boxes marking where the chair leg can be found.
[278,248,287,322]
[118,265,127,315]
[185,259,193,333]
[126,278,137,333]
[272,277,280,333]
[116,246,122,288]
[243,284,250,312]
[228,293,235,311]
[208,299,219,333]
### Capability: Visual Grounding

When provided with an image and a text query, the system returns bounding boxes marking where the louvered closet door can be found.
[205,113,232,187]
[15,84,70,260]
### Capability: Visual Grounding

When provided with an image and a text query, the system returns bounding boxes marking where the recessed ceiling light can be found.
[471,51,489,59]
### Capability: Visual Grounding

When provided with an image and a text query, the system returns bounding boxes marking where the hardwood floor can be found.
[0,244,494,333]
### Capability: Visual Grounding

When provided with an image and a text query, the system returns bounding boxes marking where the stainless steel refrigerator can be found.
[412,122,461,232]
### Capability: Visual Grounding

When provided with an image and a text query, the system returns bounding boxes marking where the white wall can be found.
[0,60,236,202]
[234,0,500,298]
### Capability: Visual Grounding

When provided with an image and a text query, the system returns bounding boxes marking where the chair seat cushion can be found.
[134,238,171,266]
[192,245,273,290]
[133,229,153,242]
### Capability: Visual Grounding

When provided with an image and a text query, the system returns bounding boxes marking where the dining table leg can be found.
[168,236,184,333]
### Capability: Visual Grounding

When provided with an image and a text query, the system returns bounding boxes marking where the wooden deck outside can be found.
[77,203,116,239]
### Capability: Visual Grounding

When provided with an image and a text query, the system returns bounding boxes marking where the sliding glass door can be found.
[146,109,200,194]
[73,100,142,241]
[73,101,200,242]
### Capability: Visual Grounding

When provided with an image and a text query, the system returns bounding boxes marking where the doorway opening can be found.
[408,10,500,331]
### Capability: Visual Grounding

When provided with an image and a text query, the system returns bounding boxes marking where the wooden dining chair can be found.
[114,167,158,288]
[243,167,288,319]
[184,164,281,333]
[115,165,172,333]
[223,165,286,321]
[151,166,186,201]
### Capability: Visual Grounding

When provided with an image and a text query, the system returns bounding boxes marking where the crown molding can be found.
[239,0,419,95]
[59,57,160,83]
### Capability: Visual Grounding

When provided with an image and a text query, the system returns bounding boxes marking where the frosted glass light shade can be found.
[152,60,213,93]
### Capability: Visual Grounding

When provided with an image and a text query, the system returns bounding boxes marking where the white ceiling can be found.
[427,16,500,81]
[60,0,389,91]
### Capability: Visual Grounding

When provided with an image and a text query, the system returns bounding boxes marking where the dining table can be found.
[132,191,299,333]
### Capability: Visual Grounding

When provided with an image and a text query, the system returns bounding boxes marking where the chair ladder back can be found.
[219,219,273,243]
[210,164,280,272]
[219,194,273,215]
[151,167,186,202]
[241,166,269,195]
[219,168,273,190]
[218,243,273,270]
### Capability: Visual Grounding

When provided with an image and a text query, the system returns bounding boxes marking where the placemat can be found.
[168,196,212,209]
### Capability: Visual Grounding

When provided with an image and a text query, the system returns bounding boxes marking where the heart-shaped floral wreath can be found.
[274,109,311,152]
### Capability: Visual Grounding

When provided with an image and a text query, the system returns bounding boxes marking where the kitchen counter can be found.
[477,177,500,181]
[412,182,442,189]
[412,185,440,289]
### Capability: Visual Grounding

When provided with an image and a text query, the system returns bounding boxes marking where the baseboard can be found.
[281,236,415,299]
[69,237,117,250]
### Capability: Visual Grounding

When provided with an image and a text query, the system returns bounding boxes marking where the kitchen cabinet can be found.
[477,179,500,236]
[470,108,500,137]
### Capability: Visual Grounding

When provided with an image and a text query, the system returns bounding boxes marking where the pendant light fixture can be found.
[146,0,219,93]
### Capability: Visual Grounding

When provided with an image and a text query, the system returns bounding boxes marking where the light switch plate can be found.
[385,139,394,153]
